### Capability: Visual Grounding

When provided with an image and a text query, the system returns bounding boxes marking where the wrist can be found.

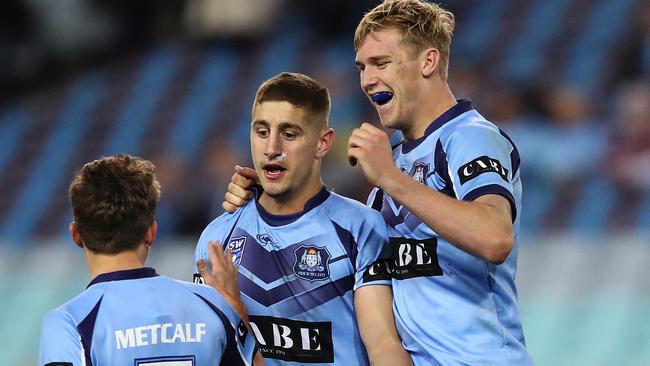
[375,165,402,191]
[377,167,407,195]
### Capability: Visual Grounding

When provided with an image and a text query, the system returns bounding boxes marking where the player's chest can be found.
[224,225,354,287]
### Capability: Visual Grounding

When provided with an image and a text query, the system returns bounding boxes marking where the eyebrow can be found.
[355,55,391,67]
[252,120,304,132]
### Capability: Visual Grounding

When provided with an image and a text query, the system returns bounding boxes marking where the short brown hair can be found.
[354,0,455,80]
[254,72,330,124]
[69,154,161,254]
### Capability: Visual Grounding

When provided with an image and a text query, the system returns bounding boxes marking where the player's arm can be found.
[222,166,258,213]
[39,311,83,366]
[355,286,413,366]
[348,123,513,264]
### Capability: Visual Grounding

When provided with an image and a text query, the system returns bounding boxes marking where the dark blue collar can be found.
[401,99,474,153]
[255,185,330,226]
[87,267,158,288]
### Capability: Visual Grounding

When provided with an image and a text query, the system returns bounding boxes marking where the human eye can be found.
[282,130,297,140]
[377,60,390,69]
[256,128,269,137]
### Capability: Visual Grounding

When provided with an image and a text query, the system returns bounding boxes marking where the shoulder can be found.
[440,111,512,150]
[201,206,247,236]
[44,286,104,326]
[175,280,240,323]
[323,192,386,231]
[196,204,250,250]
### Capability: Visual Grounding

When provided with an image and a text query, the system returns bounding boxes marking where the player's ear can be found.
[421,48,439,78]
[69,222,84,248]
[144,221,157,248]
[316,127,335,159]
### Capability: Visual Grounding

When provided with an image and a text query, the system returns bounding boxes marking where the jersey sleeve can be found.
[353,210,392,290]
[443,124,518,220]
[39,310,83,366]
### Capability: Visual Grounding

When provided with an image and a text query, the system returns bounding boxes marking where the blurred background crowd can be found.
[0,0,648,365]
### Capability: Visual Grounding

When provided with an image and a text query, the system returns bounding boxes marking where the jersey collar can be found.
[87,267,159,288]
[401,99,474,154]
[254,185,331,226]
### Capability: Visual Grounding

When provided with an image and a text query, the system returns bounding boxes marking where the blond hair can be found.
[354,0,455,80]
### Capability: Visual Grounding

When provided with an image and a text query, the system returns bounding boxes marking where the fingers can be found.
[225,191,249,209]
[228,181,253,200]
[235,165,260,184]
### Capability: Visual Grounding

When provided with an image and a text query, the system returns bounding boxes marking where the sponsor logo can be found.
[192,273,204,284]
[249,316,333,363]
[226,236,247,266]
[362,258,393,283]
[390,237,442,279]
[256,233,279,249]
[237,320,248,343]
[293,245,331,282]
[458,156,508,185]
[364,238,443,281]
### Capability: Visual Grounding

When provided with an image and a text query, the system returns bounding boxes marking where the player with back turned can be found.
[38,154,258,366]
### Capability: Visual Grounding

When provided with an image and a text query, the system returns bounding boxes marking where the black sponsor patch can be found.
[390,237,442,280]
[249,315,333,363]
[192,273,204,284]
[45,363,73,366]
[458,156,508,185]
[362,258,393,283]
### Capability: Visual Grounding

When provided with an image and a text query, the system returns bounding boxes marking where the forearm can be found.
[367,337,413,366]
[379,169,513,264]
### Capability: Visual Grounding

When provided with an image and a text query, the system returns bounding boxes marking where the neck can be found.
[258,177,324,215]
[85,245,147,279]
[404,80,457,140]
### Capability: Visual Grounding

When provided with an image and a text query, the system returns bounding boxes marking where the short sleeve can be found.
[39,310,83,366]
[444,125,518,220]
[353,211,392,290]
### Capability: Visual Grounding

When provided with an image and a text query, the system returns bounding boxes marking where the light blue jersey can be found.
[369,100,533,365]
[194,187,391,365]
[39,267,257,366]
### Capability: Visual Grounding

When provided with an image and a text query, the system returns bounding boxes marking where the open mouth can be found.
[370,91,393,106]
[262,163,287,177]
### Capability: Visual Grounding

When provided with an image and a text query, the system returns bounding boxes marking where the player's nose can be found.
[264,132,282,158]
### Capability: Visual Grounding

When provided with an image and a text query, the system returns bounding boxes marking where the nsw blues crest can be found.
[293,245,331,282]
[226,236,246,266]
[409,162,430,184]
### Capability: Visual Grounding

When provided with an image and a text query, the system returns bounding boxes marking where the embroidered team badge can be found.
[409,162,430,184]
[225,236,246,266]
[293,245,331,282]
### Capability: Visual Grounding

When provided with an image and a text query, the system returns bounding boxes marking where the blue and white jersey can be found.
[39,267,257,366]
[194,187,391,365]
[369,100,533,366]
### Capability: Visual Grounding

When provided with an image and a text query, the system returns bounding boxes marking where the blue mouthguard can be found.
[371,92,393,104]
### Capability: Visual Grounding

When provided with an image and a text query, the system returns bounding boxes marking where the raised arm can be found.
[348,123,514,264]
